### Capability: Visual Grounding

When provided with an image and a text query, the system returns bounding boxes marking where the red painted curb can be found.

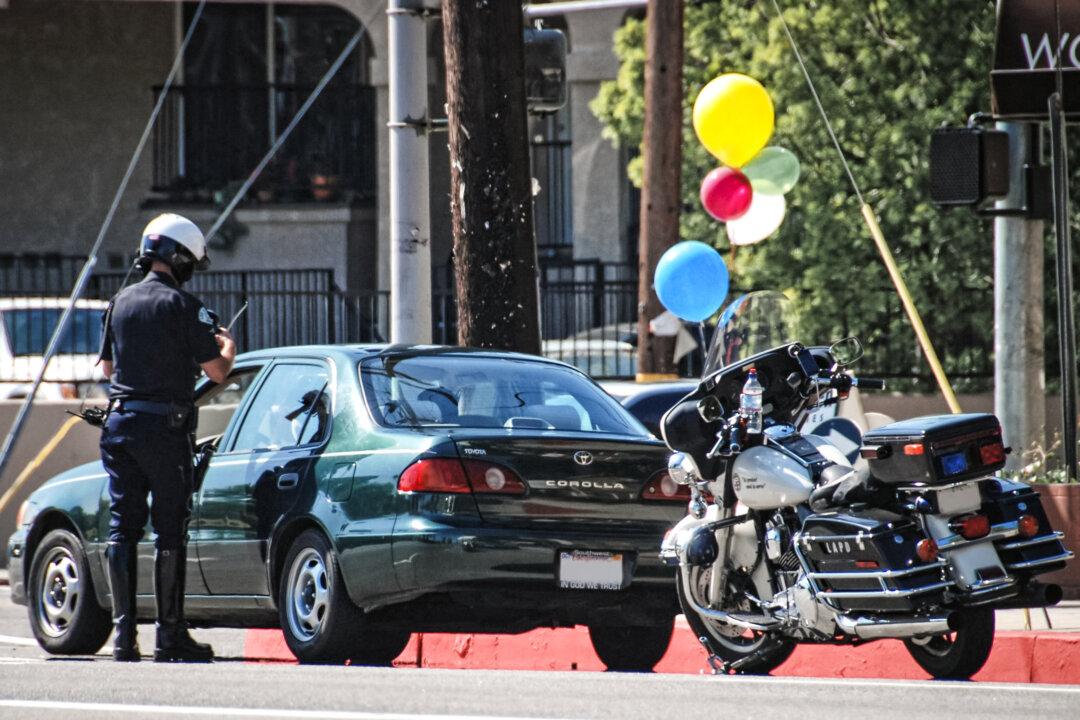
[243,624,1080,683]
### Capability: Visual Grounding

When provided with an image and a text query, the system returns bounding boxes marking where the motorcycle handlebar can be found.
[852,377,886,390]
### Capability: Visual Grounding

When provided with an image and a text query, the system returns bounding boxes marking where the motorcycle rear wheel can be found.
[676,567,795,675]
[903,606,995,680]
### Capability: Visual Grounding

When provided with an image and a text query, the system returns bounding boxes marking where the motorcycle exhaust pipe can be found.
[991,582,1063,610]
[836,612,957,640]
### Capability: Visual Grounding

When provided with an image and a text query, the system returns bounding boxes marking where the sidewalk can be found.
[997,601,1080,631]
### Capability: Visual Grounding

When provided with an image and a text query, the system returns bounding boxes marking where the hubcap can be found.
[286,548,329,642]
[37,547,81,638]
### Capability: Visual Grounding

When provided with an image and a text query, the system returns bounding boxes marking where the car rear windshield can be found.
[360,355,649,436]
[1,308,102,356]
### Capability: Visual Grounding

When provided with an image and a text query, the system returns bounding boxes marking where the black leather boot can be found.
[105,542,140,662]
[153,547,213,662]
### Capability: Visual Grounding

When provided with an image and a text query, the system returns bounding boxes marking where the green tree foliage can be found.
[592,0,998,390]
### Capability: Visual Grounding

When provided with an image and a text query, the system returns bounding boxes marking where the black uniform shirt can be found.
[100,271,220,404]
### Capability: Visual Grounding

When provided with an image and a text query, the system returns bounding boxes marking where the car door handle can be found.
[277,473,300,490]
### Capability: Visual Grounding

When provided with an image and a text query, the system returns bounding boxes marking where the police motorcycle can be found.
[659,292,1073,679]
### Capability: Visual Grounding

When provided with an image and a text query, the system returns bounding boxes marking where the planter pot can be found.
[1034,483,1080,599]
[310,174,340,202]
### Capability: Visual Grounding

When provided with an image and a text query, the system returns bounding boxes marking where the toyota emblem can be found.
[573,451,594,466]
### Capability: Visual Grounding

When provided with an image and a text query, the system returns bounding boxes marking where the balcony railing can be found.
[151,84,376,204]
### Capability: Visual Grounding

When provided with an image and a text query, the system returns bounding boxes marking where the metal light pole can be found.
[388,0,433,344]
[993,122,1044,471]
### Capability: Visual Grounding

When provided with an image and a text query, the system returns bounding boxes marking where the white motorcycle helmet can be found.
[137,213,210,284]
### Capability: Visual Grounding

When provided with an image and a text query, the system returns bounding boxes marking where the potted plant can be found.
[1009,436,1080,599]
[309,154,340,202]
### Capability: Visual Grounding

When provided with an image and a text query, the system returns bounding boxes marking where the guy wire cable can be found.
[766,0,962,414]
[0,0,208,481]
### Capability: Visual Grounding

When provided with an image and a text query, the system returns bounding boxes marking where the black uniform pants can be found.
[100,409,194,550]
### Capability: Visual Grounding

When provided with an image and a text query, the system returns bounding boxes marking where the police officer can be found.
[98,213,236,662]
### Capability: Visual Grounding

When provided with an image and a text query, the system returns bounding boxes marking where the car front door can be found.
[131,364,265,599]
[194,360,331,596]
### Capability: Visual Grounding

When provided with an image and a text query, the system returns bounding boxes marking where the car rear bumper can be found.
[6,529,28,605]
[394,517,673,584]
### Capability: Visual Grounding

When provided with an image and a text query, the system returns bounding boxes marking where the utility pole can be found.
[993,122,1044,471]
[636,0,683,381]
[388,0,433,344]
[442,0,541,354]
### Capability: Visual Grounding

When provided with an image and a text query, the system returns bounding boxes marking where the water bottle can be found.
[740,367,764,436]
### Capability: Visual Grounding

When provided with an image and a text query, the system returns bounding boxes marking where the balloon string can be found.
[766,0,864,205]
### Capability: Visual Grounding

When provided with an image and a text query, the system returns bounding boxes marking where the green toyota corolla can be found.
[7,345,689,668]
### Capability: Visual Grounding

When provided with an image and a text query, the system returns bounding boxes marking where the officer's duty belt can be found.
[116,400,193,429]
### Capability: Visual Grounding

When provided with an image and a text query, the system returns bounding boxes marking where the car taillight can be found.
[398,459,471,494]
[460,460,527,495]
[641,471,692,502]
[951,514,991,540]
[15,500,29,528]
[397,458,526,495]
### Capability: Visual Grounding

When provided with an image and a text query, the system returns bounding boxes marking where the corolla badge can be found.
[573,451,594,466]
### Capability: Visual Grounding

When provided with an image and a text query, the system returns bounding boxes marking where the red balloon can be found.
[700,167,753,221]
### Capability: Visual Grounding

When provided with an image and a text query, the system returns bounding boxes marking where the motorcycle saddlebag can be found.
[861,413,1006,485]
[979,478,1072,577]
[799,509,946,612]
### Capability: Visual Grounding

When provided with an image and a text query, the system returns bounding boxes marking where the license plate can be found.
[934,483,981,515]
[558,550,624,591]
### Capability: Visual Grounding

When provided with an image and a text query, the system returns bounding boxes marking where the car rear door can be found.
[194,360,331,596]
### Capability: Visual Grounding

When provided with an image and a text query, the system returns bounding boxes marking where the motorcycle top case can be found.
[861,413,1006,485]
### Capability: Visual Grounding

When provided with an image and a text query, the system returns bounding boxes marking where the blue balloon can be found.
[654,241,729,322]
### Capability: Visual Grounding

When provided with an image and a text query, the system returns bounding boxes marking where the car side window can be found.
[194,367,263,441]
[229,363,331,453]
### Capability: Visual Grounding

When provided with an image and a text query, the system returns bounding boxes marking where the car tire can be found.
[278,529,410,665]
[27,528,112,655]
[588,617,675,671]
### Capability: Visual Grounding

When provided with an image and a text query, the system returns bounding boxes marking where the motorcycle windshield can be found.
[703,290,797,376]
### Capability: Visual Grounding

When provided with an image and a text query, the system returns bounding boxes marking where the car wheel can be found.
[27,528,112,655]
[278,529,410,665]
[588,617,675,671]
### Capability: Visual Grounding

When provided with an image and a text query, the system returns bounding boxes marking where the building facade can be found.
[0,0,638,304]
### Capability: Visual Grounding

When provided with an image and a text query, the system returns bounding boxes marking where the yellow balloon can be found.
[693,74,775,168]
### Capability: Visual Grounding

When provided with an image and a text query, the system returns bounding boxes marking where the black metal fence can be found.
[0,254,992,384]
[151,84,377,203]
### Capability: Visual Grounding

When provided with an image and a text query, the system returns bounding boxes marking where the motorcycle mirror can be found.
[697,395,724,423]
[668,452,702,486]
[829,336,864,366]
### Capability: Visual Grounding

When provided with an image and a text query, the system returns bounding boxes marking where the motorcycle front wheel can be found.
[903,606,994,680]
[676,566,795,675]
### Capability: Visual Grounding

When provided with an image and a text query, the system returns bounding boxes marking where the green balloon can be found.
[743,146,801,195]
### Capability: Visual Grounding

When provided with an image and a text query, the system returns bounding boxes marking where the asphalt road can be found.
[2,582,1079,720]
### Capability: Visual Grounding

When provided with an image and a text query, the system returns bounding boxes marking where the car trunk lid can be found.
[451,431,680,529]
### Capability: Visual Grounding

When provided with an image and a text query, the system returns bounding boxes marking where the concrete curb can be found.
[244,624,1080,683]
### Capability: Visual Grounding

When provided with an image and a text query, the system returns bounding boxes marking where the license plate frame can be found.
[557,550,625,591]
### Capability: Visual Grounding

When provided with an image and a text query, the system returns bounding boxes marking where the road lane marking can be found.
[0,701,582,720]
[0,634,40,647]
